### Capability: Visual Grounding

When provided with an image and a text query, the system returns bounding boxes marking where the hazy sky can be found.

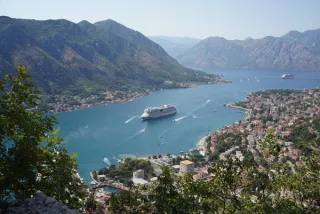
[0,0,319,40]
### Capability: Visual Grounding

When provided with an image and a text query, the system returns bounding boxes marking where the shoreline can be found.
[226,103,252,120]
[41,79,231,114]
[43,90,153,114]
[195,101,252,153]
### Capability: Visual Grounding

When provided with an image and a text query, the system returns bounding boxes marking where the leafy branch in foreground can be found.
[0,65,85,209]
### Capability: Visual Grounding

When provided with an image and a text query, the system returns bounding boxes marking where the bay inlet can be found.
[57,69,320,183]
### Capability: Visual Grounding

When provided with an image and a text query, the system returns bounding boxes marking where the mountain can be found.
[148,36,201,58]
[0,16,217,106]
[177,29,320,71]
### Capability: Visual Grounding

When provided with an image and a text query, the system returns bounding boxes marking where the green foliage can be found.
[214,132,242,154]
[0,66,84,209]
[108,130,320,213]
[98,158,154,182]
[107,189,150,214]
[262,129,281,156]
[171,156,182,165]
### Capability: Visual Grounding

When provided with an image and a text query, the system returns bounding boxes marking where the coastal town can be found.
[88,87,320,206]
[38,76,231,113]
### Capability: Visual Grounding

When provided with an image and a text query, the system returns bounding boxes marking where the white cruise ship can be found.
[141,104,176,120]
[281,73,294,79]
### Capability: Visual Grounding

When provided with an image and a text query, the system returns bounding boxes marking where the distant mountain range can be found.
[177,29,320,71]
[0,16,216,99]
[148,36,201,57]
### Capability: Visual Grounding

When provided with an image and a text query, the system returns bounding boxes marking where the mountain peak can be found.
[77,20,96,32]
[204,36,227,43]
[78,20,92,25]
[94,19,125,29]
[245,37,254,40]
[283,30,302,39]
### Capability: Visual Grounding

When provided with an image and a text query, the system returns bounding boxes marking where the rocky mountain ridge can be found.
[177,29,320,71]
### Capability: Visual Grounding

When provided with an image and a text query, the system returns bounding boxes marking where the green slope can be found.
[0,16,217,99]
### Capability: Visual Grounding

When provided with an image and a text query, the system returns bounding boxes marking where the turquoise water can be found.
[57,69,320,183]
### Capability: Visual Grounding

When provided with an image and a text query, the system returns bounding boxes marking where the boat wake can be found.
[103,157,111,166]
[126,128,146,141]
[125,115,139,124]
[173,115,188,122]
[189,99,213,116]
[138,128,146,133]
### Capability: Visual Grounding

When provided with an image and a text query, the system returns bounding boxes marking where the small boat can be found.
[214,110,218,112]
[180,151,184,154]
[159,136,162,138]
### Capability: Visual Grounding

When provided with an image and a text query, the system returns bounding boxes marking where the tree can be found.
[0,66,84,209]
[108,189,150,213]
[262,129,281,157]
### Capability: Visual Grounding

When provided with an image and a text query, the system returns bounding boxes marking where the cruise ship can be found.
[281,73,294,79]
[141,104,176,120]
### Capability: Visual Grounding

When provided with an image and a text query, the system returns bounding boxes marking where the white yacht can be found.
[141,104,176,120]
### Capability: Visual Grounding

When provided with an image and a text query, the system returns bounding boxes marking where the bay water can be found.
[57,69,320,183]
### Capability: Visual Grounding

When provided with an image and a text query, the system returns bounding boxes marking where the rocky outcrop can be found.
[177,29,320,71]
[3,192,80,214]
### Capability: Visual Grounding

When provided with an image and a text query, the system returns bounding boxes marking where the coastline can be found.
[41,79,231,114]
[42,89,154,114]
[195,100,252,153]
[197,135,209,152]
[225,102,252,120]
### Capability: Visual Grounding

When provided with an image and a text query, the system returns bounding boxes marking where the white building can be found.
[133,169,144,179]
[132,169,148,186]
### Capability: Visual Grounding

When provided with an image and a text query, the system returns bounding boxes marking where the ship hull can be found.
[282,77,294,79]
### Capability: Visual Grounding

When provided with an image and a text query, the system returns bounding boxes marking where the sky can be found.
[0,0,319,40]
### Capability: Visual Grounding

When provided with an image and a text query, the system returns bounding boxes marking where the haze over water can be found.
[57,69,320,183]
